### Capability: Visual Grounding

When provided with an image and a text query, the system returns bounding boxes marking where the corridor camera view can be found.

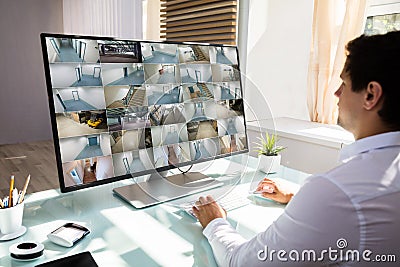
[112,149,155,176]
[189,138,221,160]
[53,87,106,112]
[146,84,183,105]
[209,46,238,65]
[50,63,103,87]
[211,64,240,82]
[153,142,192,168]
[142,43,179,63]
[46,38,99,63]
[214,81,242,100]
[106,107,150,131]
[59,133,112,162]
[110,128,151,154]
[101,63,145,86]
[180,64,213,83]
[62,156,114,187]
[41,34,248,190]
[144,64,181,84]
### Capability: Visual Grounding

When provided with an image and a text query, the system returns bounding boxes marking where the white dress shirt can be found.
[203,131,400,266]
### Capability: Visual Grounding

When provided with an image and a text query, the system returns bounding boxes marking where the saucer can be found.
[0,226,27,241]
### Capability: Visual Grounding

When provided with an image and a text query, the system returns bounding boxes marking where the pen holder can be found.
[0,202,24,235]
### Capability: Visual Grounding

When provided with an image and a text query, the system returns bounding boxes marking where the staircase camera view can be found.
[178,45,211,64]
[43,35,248,188]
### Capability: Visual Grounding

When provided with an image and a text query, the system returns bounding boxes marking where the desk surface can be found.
[0,155,309,267]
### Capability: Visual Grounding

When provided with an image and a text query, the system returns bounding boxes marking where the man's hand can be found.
[192,195,227,228]
[255,178,294,204]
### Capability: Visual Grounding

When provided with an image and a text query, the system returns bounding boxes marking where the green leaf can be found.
[253,131,286,156]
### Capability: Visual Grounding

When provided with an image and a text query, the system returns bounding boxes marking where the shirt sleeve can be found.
[202,176,359,267]
[203,218,248,267]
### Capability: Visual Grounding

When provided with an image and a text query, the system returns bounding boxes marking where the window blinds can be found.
[160,0,238,45]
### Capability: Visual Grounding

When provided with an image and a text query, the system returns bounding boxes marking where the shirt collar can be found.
[339,131,400,162]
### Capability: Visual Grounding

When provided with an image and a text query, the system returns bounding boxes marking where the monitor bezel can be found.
[40,32,249,193]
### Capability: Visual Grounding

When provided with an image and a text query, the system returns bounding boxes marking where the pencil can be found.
[0,199,4,209]
[18,174,31,204]
[9,175,14,207]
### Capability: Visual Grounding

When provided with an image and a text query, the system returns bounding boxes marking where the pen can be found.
[12,188,18,207]
[4,197,9,208]
[18,174,31,204]
[9,175,14,207]
[17,190,22,204]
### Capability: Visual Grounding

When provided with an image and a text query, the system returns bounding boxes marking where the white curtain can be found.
[307,0,367,124]
[63,0,143,39]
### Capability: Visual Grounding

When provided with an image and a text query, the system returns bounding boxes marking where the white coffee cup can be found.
[0,202,24,234]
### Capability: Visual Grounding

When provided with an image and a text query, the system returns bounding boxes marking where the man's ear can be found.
[363,81,383,110]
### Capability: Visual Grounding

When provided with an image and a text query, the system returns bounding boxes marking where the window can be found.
[364,0,400,34]
[365,13,400,34]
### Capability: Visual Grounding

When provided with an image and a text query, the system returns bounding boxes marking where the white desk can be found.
[0,155,309,267]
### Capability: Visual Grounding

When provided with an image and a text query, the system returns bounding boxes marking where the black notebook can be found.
[35,251,98,267]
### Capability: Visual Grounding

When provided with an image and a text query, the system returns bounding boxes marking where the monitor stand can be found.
[113,171,224,209]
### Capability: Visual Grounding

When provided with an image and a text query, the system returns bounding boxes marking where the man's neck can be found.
[354,121,394,140]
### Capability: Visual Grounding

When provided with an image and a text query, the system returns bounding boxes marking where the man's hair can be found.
[345,31,400,130]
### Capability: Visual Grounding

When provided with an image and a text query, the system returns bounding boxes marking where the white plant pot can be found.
[258,154,281,173]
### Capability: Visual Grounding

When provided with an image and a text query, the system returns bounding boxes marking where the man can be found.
[192,31,400,266]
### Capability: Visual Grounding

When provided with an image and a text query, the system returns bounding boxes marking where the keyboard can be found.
[180,189,252,219]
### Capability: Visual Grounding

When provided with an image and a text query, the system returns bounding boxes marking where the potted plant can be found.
[254,131,286,173]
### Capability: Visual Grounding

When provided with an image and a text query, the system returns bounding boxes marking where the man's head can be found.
[335,31,400,138]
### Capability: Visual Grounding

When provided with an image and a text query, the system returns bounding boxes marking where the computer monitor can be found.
[40,33,248,208]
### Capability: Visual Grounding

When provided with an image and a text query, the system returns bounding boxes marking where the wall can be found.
[244,0,313,121]
[0,0,64,144]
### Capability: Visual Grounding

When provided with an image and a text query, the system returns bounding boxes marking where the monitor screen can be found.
[40,33,248,193]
